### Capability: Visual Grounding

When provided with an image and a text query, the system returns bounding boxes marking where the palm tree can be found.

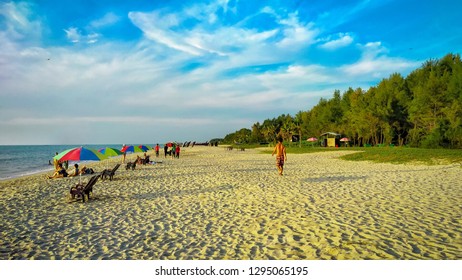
[262,123,276,143]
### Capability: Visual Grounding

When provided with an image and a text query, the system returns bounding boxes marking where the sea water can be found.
[0,144,127,180]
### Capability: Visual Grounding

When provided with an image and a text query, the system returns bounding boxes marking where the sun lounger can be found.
[101,163,121,180]
[68,174,99,202]
[125,162,136,170]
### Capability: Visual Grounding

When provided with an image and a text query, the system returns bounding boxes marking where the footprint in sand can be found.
[293,235,302,242]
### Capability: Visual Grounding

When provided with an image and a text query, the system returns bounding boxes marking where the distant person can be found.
[136,155,142,165]
[143,154,151,164]
[68,164,80,177]
[80,166,95,174]
[53,152,59,170]
[175,145,180,158]
[171,143,176,159]
[164,144,168,158]
[122,144,126,163]
[155,144,160,157]
[48,163,68,179]
[272,137,287,176]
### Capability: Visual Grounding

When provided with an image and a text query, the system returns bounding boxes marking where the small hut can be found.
[320,132,341,147]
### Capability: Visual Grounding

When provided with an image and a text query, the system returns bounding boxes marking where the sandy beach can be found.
[0,146,461,260]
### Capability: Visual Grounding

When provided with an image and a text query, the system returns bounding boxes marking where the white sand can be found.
[0,147,461,259]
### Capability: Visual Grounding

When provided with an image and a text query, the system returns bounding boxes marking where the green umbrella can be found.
[99,147,123,157]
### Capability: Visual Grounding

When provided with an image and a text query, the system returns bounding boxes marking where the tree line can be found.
[223,53,462,148]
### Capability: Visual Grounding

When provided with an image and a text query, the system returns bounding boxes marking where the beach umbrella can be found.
[54,147,108,162]
[121,145,144,153]
[98,147,123,169]
[98,147,123,157]
[340,137,350,147]
[138,145,151,152]
[54,147,108,184]
[307,137,318,147]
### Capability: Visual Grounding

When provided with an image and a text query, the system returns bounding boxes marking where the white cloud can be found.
[340,42,420,78]
[0,116,242,126]
[276,13,319,49]
[64,27,81,43]
[319,33,354,50]
[64,27,100,44]
[128,11,204,56]
[0,2,42,41]
[90,12,120,29]
[341,56,419,78]
[0,0,428,144]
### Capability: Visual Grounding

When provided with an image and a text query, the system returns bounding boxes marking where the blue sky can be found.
[0,0,461,145]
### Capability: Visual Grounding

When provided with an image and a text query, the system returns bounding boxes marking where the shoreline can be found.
[1,147,461,260]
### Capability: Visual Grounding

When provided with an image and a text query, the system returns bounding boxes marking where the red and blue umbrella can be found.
[54,147,108,162]
[138,145,151,152]
[121,145,144,153]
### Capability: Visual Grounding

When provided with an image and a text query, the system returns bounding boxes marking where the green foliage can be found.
[223,128,252,144]
[223,53,462,148]
[339,147,462,165]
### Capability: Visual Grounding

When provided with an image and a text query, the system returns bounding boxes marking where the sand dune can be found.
[0,147,461,259]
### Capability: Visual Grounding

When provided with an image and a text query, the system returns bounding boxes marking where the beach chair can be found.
[69,174,99,202]
[125,162,136,170]
[101,163,121,180]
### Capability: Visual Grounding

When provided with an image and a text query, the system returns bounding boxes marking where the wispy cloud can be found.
[341,42,420,78]
[0,0,448,144]
[90,12,120,29]
[64,27,100,44]
[319,33,354,50]
[0,116,247,126]
[0,1,42,41]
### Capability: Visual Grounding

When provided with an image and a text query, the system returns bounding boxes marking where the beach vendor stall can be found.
[320,132,341,147]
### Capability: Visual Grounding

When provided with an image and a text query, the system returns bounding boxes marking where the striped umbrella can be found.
[121,145,144,153]
[99,147,123,157]
[138,145,151,152]
[54,147,108,162]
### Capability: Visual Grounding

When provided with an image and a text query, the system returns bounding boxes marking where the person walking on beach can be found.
[164,144,168,158]
[155,144,160,157]
[272,137,287,176]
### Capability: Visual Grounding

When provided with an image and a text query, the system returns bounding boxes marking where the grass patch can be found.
[340,147,462,165]
[253,144,462,165]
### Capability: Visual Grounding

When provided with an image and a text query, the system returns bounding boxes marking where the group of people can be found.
[47,139,286,179]
[121,143,180,163]
[163,143,181,159]
[135,153,151,165]
[47,152,95,179]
